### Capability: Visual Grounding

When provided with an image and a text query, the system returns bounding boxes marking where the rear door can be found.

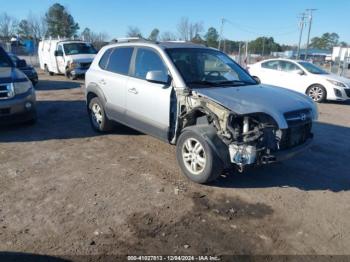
[98,47,134,122]
[126,47,172,141]
[259,60,281,86]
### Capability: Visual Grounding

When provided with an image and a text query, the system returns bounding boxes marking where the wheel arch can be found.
[180,125,231,169]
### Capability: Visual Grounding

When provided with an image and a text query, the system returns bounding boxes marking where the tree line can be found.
[0,2,347,54]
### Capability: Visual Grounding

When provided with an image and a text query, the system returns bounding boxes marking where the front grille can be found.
[279,122,312,150]
[345,89,350,98]
[284,109,312,127]
[0,84,11,99]
[80,62,92,69]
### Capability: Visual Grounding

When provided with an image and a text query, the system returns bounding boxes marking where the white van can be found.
[38,40,97,79]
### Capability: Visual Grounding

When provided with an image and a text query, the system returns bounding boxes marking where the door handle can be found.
[99,79,106,85]
[128,87,138,94]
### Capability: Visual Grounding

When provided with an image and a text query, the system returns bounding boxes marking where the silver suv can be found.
[85,40,317,184]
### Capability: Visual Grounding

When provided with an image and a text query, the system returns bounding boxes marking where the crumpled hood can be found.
[66,54,96,63]
[193,84,318,129]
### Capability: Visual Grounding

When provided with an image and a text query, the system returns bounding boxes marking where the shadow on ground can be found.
[0,100,140,142]
[212,121,350,192]
[35,80,82,90]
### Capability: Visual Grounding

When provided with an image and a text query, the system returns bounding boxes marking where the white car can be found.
[248,58,350,102]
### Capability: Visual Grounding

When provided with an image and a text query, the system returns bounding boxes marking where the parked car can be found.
[85,41,317,184]
[8,53,38,86]
[248,58,350,103]
[0,47,37,124]
[38,39,97,80]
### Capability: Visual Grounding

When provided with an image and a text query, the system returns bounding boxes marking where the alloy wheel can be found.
[182,138,206,175]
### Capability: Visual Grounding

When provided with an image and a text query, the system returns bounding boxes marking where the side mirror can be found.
[16,59,27,68]
[54,50,63,56]
[296,69,305,75]
[145,70,171,85]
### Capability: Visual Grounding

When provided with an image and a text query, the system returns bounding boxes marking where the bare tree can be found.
[177,17,203,41]
[160,31,177,41]
[0,12,18,40]
[177,17,189,41]
[126,26,142,38]
[27,13,47,41]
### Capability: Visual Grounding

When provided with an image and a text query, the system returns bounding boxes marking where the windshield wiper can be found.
[187,80,220,86]
[213,80,257,86]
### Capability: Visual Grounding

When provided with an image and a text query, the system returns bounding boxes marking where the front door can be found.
[56,44,66,73]
[126,47,172,141]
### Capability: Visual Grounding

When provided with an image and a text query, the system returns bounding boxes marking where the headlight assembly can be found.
[327,79,346,87]
[14,80,32,95]
[70,62,80,69]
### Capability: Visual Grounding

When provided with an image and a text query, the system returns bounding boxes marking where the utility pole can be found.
[297,13,307,59]
[305,9,317,60]
[218,18,225,51]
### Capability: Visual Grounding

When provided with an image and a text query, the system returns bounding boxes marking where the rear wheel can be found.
[176,130,222,184]
[88,97,112,132]
[44,64,54,76]
[307,84,326,103]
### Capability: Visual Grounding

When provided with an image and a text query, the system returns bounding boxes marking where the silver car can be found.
[85,40,318,184]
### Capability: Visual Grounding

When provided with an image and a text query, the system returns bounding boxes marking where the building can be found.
[332,46,350,62]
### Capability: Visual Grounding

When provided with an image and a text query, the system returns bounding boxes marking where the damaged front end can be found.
[174,90,314,171]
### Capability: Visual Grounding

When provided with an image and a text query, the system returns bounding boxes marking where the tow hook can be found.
[237,165,244,173]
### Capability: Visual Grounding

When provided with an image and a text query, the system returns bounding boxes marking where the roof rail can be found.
[110,37,159,44]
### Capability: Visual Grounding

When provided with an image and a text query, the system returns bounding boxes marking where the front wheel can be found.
[88,97,113,132]
[176,130,222,184]
[307,85,327,103]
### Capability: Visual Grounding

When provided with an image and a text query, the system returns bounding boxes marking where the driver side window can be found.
[57,45,64,54]
[134,48,167,80]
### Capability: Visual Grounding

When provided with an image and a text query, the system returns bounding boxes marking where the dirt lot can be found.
[1,71,350,259]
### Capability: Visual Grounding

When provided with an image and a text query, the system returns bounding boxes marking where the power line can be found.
[305,9,317,60]
[297,13,307,59]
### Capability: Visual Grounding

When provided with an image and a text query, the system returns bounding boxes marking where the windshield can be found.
[298,61,328,75]
[166,48,257,87]
[63,43,97,55]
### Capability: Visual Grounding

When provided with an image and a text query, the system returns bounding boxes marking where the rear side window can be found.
[106,47,134,75]
[134,48,167,79]
[261,60,279,70]
[99,48,113,69]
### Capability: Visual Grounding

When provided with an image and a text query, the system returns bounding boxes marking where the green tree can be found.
[148,28,159,41]
[204,27,219,48]
[17,19,32,39]
[45,3,79,38]
[248,37,281,55]
[310,32,339,50]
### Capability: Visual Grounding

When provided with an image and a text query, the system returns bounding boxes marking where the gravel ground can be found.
[0,71,350,260]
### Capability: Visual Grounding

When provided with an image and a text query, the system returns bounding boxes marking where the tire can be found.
[176,130,223,184]
[66,70,77,80]
[44,64,54,76]
[306,84,327,103]
[88,97,113,132]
